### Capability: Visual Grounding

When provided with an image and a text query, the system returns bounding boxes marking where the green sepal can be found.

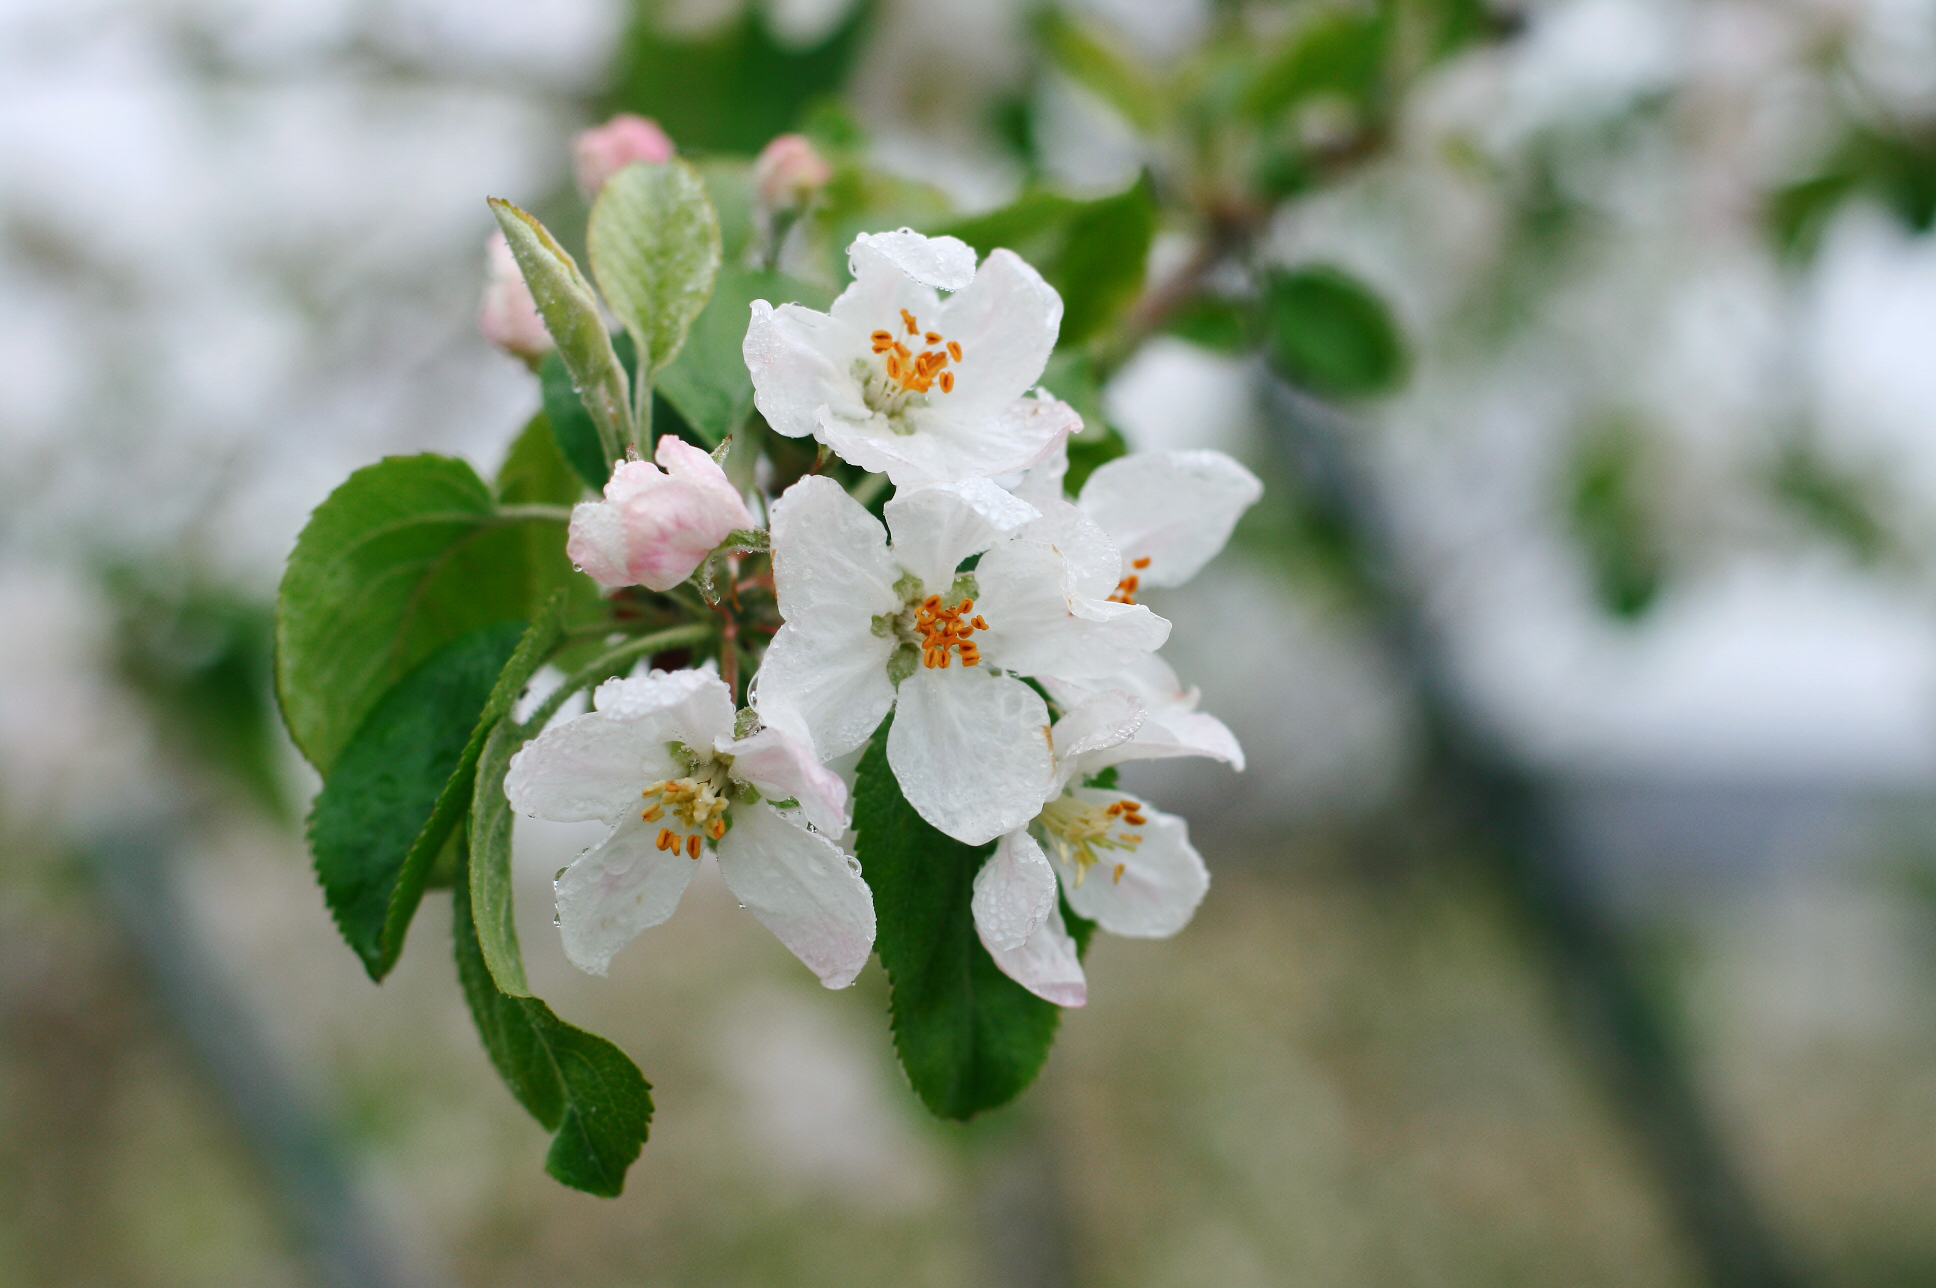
[454,857,652,1197]
[853,717,1065,1121]
[307,621,528,979]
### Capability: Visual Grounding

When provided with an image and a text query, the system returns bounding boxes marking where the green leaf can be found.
[1066,423,1130,495]
[1163,294,1256,354]
[277,454,550,773]
[1241,11,1387,121]
[694,157,756,268]
[454,857,652,1197]
[853,718,1064,1120]
[490,198,632,465]
[308,622,527,978]
[587,159,722,386]
[496,414,609,664]
[658,267,833,444]
[939,177,1157,347]
[1036,9,1161,133]
[1260,264,1406,399]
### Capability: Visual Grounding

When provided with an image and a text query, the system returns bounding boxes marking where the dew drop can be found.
[572,564,584,573]
[736,902,746,910]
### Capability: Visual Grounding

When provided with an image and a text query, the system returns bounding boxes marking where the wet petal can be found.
[845,229,976,292]
[1079,450,1262,588]
[974,540,1170,680]
[753,619,897,761]
[885,478,1038,594]
[505,710,675,822]
[592,668,736,754]
[1048,689,1145,793]
[1017,498,1122,601]
[971,829,1059,952]
[1057,790,1207,938]
[555,812,702,975]
[929,248,1062,418]
[981,901,1086,1007]
[720,717,850,836]
[744,299,874,439]
[769,475,900,623]
[887,668,1054,845]
[822,392,1079,491]
[716,801,876,988]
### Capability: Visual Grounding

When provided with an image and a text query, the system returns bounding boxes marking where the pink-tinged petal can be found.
[1056,790,1207,938]
[971,829,1058,951]
[479,232,553,360]
[887,668,1054,845]
[555,812,701,975]
[1078,450,1262,588]
[768,475,900,623]
[720,719,849,836]
[591,669,736,754]
[566,444,754,592]
[974,540,1170,681]
[929,248,1062,419]
[824,392,1079,491]
[884,479,1038,594]
[752,620,897,761]
[572,113,675,197]
[744,300,873,439]
[715,801,875,988]
[752,133,832,210]
[505,710,677,823]
[981,902,1086,1007]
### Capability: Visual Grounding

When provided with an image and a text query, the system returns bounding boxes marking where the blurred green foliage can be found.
[1770,125,1936,261]
[1261,265,1407,399]
[1568,416,1665,620]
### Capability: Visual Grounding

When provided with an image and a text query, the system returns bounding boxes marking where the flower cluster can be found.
[499,222,1261,1006]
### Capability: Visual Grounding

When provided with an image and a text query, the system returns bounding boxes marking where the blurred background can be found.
[5,0,1936,1284]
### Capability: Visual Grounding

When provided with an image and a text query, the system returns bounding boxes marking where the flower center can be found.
[861,309,964,418]
[913,593,988,669]
[1036,794,1145,886]
[640,764,733,859]
[1107,556,1153,605]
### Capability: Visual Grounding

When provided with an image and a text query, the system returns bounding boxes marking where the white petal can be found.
[1048,689,1145,792]
[1011,435,1070,510]
[1017,499,1122,601]
[1079,450,1262,588]
[846,228,977,292]
[555,812,702,975]
[928,248,1062,418]
[753,620,897,760]
[719,721,850,836]
[829,236,950,340]
[743,300,873,439]
[886,668,1054,845]
[885,478,1039,593]
[592,669,736,754]
[981,901,1086,1007]
[716,801,876,988]
[505,710,674,823]
[1105,708,1246,772]
[821,392,1079,491]
[971,829,1059,952]
[768,474,901,622]
[564,497,632,588]
[1057,790,1207,938]
[974,540,1171,680]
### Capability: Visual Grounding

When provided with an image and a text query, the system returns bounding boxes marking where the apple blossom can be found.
[742,228,1081,488]
[754,474,1170,845]
[753,132,833,213]
[573,113,676,198]
[479,231,554,361]
[504,667,873,987]
[566,435,756,592]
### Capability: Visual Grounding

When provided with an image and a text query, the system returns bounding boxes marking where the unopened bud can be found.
[753,133,833,213]
[567,436,757,592]
[479,231,552,361]
[573,113,676,198]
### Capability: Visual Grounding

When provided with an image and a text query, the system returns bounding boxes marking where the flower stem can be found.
[519,622,715,734]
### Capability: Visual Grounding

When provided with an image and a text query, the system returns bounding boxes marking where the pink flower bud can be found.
[573,113,676,198]
[479,231,553,361]
[753,133,833,212]
[567,436,756,592]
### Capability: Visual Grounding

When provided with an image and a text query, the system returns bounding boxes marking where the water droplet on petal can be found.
[572,564,584,573]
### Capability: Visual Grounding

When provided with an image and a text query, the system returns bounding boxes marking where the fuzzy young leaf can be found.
[658,267,831,443]
[587,159,722,383]
[491,197,632,464]
[308,621,527,978]
[454,864,652,1196]
[277,455,553,773]
[1260,265,1406,399]
[853,719,1064,1120]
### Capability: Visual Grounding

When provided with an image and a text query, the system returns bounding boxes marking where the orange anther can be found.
[971,615,988,630]
[947,341,962,361]
[1113,863,1126,884]
[656,828,676,851]
[1132,556,1152,569]
[939,371,954,393]
[901,309,919,334]
[708,818,727,840]
[925,331,942,343]
[872,329,892,343]
[1106,802,1124,815]
[687,834,701,859]
[642,805,663,822]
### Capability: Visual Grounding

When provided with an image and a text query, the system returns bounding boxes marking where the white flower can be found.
[754,474,1170,845]
[503,668,873,988]
[743,228,1080,488]
[1043,653,1245,770]
[1018,442,1264,604]
[971,689,1217,1008]
[566,436,756,592]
